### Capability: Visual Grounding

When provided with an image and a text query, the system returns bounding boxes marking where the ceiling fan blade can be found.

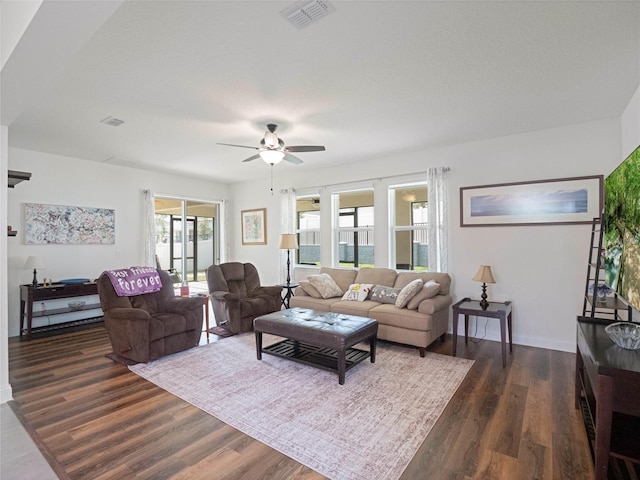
[283,153,303,165]
[284,145,326,152]
[242,154,261,163]
[217,143,259,150]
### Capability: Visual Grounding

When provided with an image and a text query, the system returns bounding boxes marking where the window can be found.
[287,169,448,272]
[390,185,428,271]
[335,191,374,268]
[296,196,321,265]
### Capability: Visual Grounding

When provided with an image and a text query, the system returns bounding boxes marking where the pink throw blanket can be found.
[104,266,162,297]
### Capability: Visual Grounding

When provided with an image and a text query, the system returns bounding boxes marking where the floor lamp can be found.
[278,233,299,286]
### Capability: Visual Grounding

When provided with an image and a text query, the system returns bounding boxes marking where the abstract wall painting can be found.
[24,203,115,244]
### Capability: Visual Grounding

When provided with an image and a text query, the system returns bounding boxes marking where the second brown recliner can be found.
[206,262,282,334]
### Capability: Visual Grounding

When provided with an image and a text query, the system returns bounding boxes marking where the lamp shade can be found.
[278,233,299,250]
[24,256,45,270]
[472,265,495,284]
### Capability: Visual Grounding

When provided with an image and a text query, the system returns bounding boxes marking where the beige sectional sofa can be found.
[289,267,452,356]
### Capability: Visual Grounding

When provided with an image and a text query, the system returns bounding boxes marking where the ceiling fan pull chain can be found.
[270,164,274,195]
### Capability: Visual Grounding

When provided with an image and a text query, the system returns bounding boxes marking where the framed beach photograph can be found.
[460,175,603,227]
[241,208,267,245]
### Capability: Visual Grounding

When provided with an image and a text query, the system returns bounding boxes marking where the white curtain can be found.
[427,168,449,272]
[142,189,156,267]
[280,188,297,283]
[221,199,230,264]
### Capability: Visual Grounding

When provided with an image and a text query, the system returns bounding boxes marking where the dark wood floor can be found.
[8,327,594,480]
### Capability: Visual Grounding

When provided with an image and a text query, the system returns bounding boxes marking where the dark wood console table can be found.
[575,317,640,480]
[452,297,513,367]
[20,282,103,341]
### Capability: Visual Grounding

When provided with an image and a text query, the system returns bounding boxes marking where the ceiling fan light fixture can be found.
[260,150,285,165]
[218,123,324,166]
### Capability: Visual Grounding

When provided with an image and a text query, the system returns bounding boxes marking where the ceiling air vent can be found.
[100,116,125,127]
[281,0,335,30]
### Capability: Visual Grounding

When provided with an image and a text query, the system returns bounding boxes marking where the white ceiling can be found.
[2,1,639,184]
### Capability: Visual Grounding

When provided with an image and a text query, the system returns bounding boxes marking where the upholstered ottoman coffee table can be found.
[254,308,378,385]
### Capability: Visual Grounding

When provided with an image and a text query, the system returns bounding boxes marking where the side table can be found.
[279,283,299,309]
[187,293,210,335]
[452,297,513,367]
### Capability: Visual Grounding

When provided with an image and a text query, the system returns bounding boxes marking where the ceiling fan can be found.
[217,124,325,165]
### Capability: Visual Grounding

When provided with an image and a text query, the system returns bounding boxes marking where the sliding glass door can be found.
[154,197,219,283]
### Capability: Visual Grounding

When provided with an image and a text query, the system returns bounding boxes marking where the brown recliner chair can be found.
[206,262,282,334]
[97,269,203,363]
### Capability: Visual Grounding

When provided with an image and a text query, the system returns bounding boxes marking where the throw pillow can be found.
[308,273,343,299]
[299,280,322,299]
[369,285,402,304]
[341,283,374,301]
[395,278,424,308]
[406,280,441,310]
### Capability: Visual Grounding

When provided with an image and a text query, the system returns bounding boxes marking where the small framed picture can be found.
[241,208,267,245]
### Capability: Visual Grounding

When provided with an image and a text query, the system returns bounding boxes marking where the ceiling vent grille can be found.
[100,116,125,127]
[281,0,335,29]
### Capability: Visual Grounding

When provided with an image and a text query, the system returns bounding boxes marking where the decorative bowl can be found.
[68,300,86,311]
[605,322,640,350]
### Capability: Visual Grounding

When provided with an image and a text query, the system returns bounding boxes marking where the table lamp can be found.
[472,265,495,310]
[24,256,46,288]
[279,233,299,286]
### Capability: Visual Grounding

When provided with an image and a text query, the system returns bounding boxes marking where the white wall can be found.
[1,126,11,402]
[227,183,284,285]
[230,118,622,352]
[6,148,229,337]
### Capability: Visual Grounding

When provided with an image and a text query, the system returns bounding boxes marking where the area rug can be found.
[129,334,474,480]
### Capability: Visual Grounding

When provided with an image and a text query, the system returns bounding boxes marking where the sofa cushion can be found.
[395,278,423,308]
[299,280,322,298]
[369,304,434,330]
[341,284,374,301]
[308,273,343,298]
[370,285,401,304]
[354,268,397,288]
[407,280,441,310]
[319,267,358,293]
[289,295,342,310]
[330,300,382,317]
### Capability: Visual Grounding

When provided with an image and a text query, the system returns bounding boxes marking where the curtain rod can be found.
[290,167,450,192]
